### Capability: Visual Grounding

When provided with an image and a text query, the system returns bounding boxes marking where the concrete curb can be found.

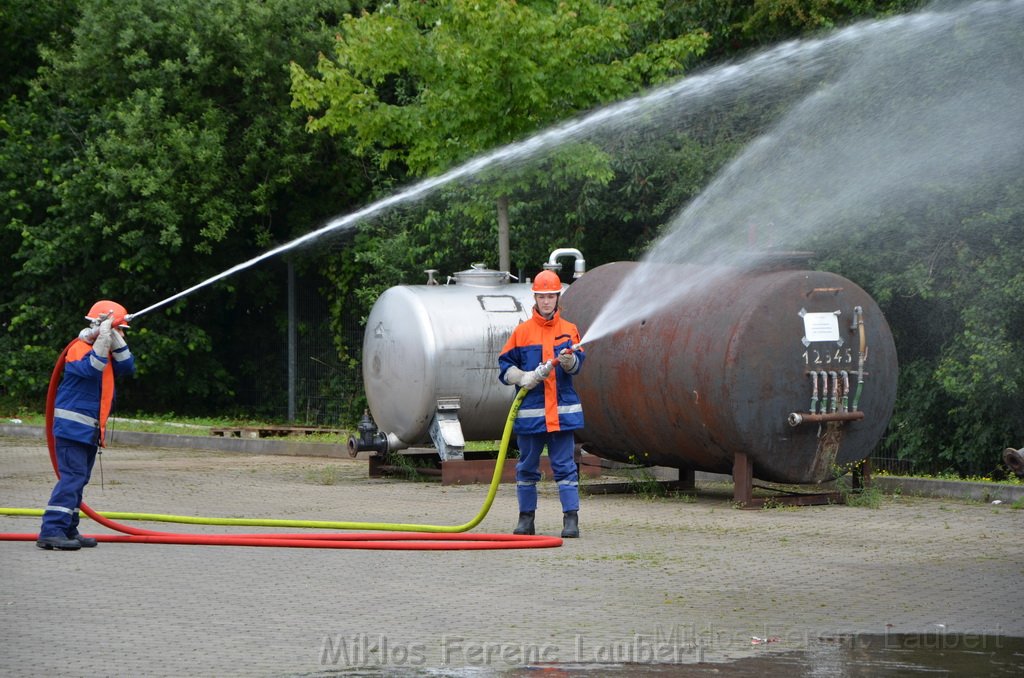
[0,423,348,458]
[872,475,1024,503]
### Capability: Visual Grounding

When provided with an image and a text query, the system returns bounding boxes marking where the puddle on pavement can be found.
[304,634,1024,677]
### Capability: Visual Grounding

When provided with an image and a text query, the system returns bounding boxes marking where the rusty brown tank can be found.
[560,261,898,484]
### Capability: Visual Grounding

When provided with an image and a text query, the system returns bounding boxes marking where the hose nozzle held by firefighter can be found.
[78,302,132,361]
[534,360,554,380]
[78,311,112,344]
[556,344,582,375]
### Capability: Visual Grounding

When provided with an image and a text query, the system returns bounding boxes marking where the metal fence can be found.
[231,263,365,428]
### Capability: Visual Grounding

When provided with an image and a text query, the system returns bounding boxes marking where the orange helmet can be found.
[532,270,563,295]
[86,300,130,329]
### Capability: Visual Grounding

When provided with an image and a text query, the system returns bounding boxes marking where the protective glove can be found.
[111,329,128,351]
[505,366,541,391]
[520,369,542,390]
[557,349,578,374]
[78,327,98,344]
[92,317,113,358]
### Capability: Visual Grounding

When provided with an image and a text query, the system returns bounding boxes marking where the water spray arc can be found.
[123,0,984,322]
[580,0,1024,347]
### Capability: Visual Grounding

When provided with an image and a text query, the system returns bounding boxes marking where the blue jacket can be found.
[53,337,136,446]
[498,307,585,435]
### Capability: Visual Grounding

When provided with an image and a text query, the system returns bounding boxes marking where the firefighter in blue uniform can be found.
[498,271,585,538]
[37,300,136,550]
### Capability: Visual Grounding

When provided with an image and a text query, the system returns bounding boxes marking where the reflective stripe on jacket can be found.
[498,307,585,435]
[52,338,136,446]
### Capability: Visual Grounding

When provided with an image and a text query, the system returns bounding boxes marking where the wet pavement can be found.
[1,434,1022,676]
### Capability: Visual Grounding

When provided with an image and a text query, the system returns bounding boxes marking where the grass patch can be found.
[624,468,669,499]
[843,485,883,508]
[305,465,345,485]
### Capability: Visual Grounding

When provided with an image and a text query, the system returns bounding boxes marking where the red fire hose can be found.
[0,341,561,550]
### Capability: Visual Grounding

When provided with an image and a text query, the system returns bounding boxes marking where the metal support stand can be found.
[852,458,872,491]
[428,398,465,461]
[733,451,845,509]
[733,451,754,506]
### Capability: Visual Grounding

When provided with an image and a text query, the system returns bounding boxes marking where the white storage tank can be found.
[358,264,536,458]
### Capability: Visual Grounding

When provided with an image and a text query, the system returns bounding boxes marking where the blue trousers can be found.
[515,430,579,513]
[39,437,97,538]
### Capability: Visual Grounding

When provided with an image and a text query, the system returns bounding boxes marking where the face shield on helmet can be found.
[86,300,130,329]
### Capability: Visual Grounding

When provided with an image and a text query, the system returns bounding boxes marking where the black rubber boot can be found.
[513,511,535,535]
[36,535,82,551]
[561,510,580,538]
[68,531,98,548]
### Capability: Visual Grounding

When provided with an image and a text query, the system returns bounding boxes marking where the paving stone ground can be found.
[1,435,1021,677]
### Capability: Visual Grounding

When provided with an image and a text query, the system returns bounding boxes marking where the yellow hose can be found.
[2,388,527,533]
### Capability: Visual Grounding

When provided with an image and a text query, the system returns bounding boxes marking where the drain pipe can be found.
[544,248,586,279]
[787,411,865,426]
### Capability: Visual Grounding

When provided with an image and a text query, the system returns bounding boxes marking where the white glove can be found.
[505,366,541,390]
[557,350,578,373]
[78,327,98,344]
[520,370,541,390]
[520,368,544,391]
[92,317,113,358]
[111,330,128,350]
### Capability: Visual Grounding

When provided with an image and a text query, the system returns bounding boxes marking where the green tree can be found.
[291,0,709,275]
[0,0,365,412]
[661,0,924,62]
[0,0,79,102]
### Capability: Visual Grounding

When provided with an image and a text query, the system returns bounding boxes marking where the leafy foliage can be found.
[1,0,364,412]
[291,0,710,303]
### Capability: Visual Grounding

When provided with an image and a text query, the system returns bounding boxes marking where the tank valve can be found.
[348,410,390,457]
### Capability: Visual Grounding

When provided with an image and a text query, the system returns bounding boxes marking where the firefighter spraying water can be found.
[37,301,137,550]
[498,270,587,538]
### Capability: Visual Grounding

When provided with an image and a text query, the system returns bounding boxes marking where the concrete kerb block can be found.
[0,424,348,458]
